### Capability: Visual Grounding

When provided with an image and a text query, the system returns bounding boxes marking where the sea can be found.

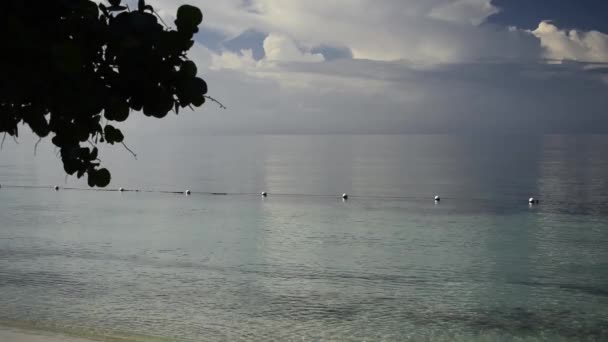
[1,134,607,341]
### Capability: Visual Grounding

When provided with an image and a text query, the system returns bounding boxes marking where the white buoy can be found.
[54,185,59,191]
[434,195,440,201]
[118,187,124,192]
[342,193,349,200]
[261,192,267,197]
[185,190,191,195]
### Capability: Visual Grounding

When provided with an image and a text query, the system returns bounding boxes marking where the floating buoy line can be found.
[0,184,546,206]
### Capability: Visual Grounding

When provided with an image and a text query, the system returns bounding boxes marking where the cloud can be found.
[211,48,257,70]
[135,0,608,135]
[209,33,324,88]
[150,44,608,135]
[149,0,539,63]
[246,0,538,63]
[263,33,324,62]
[532,21,608,63]
[151,0,608,65]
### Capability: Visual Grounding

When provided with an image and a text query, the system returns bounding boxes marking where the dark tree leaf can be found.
[88,167,111,187]
[180,60,197,78]
[90,147,99,160]
[87,173,96,187]
[105,99,130,122]
[192,94,205,107]
[95,168,111,187]
[108,5,127,11]
[175,5,203,33]
[104,125,124,144]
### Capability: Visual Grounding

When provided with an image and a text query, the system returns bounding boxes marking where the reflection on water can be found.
[537,135,608,216]
[2,134,608,204]
[1,135,608,341]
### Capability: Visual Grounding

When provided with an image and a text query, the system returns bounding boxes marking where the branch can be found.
[34,137,42,156]
[12,136,18,144]
[1,133,6,150]
[204,95,227,109]
[121,142,138,160]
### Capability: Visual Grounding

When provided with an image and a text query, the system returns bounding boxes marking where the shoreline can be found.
[0,324,155,342]
[0,328,97,342]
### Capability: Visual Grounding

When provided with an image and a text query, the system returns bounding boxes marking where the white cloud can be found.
[211,49,257,70]
[263,33,324,62]
[245,0,535,63]
[149,0,539,63]
[209,32,324,89]
[532,21,608,63]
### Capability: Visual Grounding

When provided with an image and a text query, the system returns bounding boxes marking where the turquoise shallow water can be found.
[1,135,608,341]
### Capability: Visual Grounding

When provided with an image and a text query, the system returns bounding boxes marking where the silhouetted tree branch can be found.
[0,0,208,187]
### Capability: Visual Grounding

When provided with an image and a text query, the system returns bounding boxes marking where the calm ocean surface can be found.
[1,135,608,341]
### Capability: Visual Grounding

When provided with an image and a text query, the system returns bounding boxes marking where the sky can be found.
[91,1,608,135]
[108,0,608,135]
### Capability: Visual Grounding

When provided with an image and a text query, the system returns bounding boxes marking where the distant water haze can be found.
[2,134,608,208]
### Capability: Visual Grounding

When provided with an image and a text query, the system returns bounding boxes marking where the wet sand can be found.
[0,329,96,342]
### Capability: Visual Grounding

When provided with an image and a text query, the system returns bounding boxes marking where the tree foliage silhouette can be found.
[0,0,208,187]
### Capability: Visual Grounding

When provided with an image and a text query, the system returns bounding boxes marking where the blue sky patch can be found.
[489,0,608,32]
[223,29,267,60]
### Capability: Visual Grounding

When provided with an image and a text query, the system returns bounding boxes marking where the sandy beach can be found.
[0,329,96,342]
